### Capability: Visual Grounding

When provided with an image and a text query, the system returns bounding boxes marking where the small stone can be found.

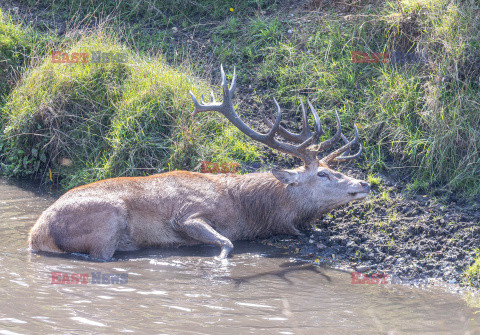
[355,266,370,273]
[172,27,178,33]
[287,29,293,34]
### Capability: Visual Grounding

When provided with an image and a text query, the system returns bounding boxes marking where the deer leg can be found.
[86,214,126,260]
[48,198,127,261]
[177,218,234,258]
[90,241,118,260]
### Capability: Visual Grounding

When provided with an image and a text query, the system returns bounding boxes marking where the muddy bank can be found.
[262,170,480,288]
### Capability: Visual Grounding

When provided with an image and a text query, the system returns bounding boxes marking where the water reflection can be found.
[1,178,480,334]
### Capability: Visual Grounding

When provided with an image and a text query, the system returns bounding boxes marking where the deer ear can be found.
[272,169,299,185]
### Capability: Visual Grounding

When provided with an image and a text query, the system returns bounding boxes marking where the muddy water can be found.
[1,179,480,334]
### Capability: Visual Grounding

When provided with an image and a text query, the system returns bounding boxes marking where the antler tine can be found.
[340,134,351,156]
[229,67,236,99]
[190,64,233,116]
[261,98,317,143]
[220,64,227,88]
[300,99,309,130]
[337,132,362,160]
[336,144,363,162]
[190,91,219,116]
[267,98,282,139]
[220,64,236,99]
[298,99,322,149]
[313,112,342,152]
[321,123,360,164]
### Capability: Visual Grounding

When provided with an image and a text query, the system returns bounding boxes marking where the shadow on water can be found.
[222,262,332,287]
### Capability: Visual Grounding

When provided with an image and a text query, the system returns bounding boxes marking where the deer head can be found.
[190,65,370,210]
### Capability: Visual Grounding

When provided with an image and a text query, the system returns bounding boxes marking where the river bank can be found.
[262,169,480,288]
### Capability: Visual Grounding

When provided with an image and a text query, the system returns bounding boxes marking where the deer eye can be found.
[317,171,328,178]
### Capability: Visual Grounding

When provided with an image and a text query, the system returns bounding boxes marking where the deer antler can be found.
[190,65,362,168]
[320,127,363,164]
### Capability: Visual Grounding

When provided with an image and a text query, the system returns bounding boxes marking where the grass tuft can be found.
[465,251,480,286]
[0,31,260,188]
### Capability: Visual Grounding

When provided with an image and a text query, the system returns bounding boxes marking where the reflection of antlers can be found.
[223,263,331,287]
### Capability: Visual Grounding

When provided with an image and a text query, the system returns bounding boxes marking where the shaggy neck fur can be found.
[228,173,322,239]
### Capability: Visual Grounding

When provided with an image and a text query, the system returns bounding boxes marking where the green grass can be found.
[20,0,276,28]
[257,0,480,196]
[465,250,480,286]
[0,31,260,189]
[0,9,39,105]
[367,174,381,187]
[252,0,479,197]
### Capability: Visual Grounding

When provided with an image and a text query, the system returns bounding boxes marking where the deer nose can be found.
[360,181,371,192]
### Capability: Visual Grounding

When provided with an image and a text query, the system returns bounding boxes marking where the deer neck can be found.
[228,173,319,238]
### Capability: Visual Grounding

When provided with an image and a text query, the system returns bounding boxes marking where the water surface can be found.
[0,179,479,334]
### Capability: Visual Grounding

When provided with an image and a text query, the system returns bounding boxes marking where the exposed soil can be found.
[262,169,480,288]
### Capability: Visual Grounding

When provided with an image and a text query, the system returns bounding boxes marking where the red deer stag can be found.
[29,66,370,260]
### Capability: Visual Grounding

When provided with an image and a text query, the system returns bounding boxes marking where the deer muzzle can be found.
[348,181,371,198]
